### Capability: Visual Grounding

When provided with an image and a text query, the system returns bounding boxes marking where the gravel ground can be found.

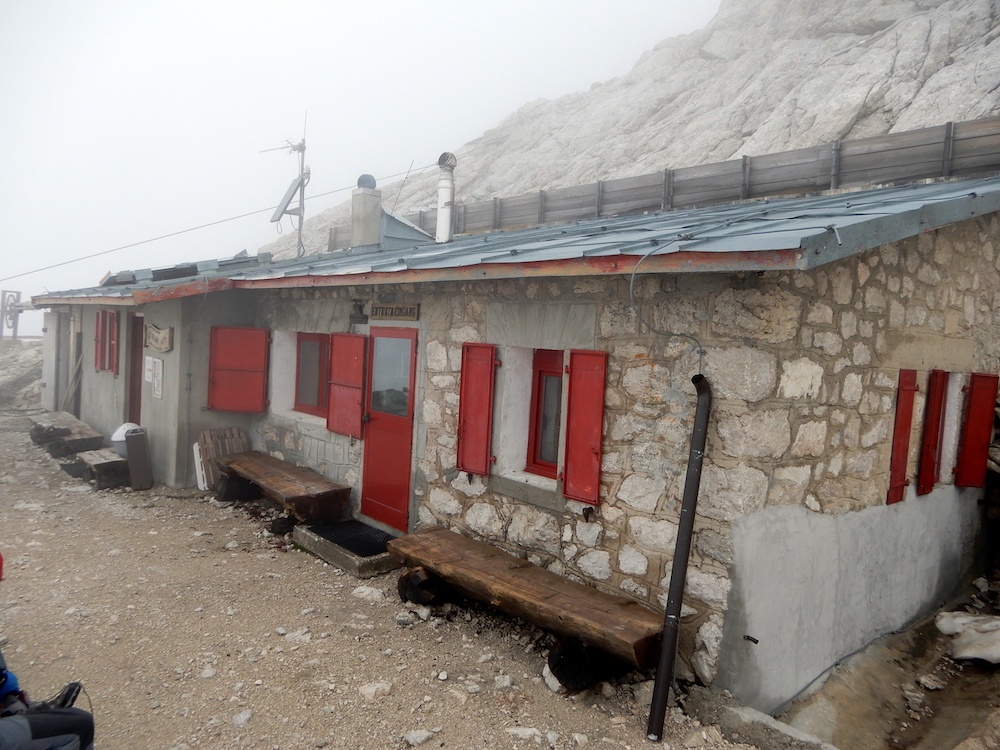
[0,403,759,750]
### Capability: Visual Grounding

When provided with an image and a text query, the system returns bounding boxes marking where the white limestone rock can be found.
[577,550,612,580]
[716,408,791,459]
[616,474,663,512]
[508,506,561,555]
[935,611,1000,662]
[699,463,768,521]
[703,346,778,403]
[778,357,824,400]
[464,502,505,539]
[628,516,680,552]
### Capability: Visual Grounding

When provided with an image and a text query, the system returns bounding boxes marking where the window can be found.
[207,326,270,413]
[294,333,329,417]
[458,344,607,504]
[94,310,119,375]
[526,349,563,478]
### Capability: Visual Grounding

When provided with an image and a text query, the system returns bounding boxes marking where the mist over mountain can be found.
[262,0,1000,259]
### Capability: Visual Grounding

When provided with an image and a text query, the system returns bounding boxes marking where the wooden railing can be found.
[328,116,1000,250]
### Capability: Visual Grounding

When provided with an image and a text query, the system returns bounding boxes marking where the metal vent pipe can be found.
[647,373,712,741]
[435,152,457,243]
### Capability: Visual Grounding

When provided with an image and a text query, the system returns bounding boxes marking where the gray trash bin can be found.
[125,428,153,490]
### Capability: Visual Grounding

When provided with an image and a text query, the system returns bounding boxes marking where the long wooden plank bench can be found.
[75,448,130,490]
[30,412,105,457]
[387,526,663,669]
[215,450,350,524]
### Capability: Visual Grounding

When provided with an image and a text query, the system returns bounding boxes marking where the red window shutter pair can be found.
[955,373,1000,488]
[327,333,367,438]
[457,343,498,476]
[917,370,949,495]
[94,310,120,375]
[563,350,608,505]
[207,326,269,412]
[109,311,119,376]
[887,369,918,505]
[456,344,607,505]
[94,311,106,371]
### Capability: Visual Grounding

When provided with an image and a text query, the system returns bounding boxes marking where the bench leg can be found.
[397,566,450,606]
[547,637,634,693]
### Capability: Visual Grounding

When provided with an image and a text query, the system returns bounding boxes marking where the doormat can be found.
[308,519,394,558]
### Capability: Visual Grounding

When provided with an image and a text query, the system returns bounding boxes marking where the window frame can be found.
[525,349,563,479]
[293,332,330,418]
[94,309,120,375]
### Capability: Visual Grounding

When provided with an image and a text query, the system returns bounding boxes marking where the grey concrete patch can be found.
[685,686,838,750]
[293,524,400,579]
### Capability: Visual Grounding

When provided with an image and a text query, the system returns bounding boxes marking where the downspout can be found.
[647,373,712,742]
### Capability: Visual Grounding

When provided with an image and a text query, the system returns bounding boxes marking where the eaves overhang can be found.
[30,176,1000,308]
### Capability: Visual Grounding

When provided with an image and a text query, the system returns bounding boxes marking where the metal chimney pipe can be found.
[435,152,457,243]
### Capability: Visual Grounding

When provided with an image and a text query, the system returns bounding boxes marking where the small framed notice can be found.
[152,358,164,400]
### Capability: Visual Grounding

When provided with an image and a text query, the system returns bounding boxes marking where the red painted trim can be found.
[563,349,608,505]
[327,333,366,439]
[109,310,120,377]
[887,369,918,504]
[293,332,329,417]
[94,310,105,371]
[917,370,948,495]
[955,373,1000,488]
[207,326,270,413]
[525,349,562,479]
[457,343,498,476]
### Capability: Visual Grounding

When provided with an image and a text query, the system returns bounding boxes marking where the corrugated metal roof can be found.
[32,176,1000,306]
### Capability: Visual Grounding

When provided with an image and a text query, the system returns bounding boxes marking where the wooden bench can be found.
[75,448,130,490]
[215,451,350,524]
[387,526,663,669]
[30,412,105,457]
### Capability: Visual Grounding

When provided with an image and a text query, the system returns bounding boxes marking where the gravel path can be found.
[0,413,755,750]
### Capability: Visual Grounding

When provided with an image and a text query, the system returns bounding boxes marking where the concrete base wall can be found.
[715,486,980,714]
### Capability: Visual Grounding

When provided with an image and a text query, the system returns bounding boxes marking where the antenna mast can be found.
[266,134,310,257]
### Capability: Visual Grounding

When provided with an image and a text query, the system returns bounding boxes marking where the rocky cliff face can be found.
[263,0,1000,259]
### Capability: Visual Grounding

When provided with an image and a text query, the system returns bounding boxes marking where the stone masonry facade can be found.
[257,214,1000,684]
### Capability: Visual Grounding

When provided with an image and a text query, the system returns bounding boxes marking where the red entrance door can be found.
[361,328,417,531]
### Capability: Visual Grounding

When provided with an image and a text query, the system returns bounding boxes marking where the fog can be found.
[0,1,720,336]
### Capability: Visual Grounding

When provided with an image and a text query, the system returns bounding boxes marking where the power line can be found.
[0,162,437,284]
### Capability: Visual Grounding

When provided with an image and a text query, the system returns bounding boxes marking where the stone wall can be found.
[414,214,1000,684]
[249,214,999,689]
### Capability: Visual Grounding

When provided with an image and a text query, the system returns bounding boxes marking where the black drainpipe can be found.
[647,373,712,742]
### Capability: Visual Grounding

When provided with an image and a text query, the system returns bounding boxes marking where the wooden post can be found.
[740,155,750,199]
[538,189,546,224]
[662,169,673,210]
[942,121,954,177]
[492,197,501,231]
[830,140,841,190]
[595,180,604,217]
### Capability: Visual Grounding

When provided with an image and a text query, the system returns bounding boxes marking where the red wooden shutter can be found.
[457,343,497,475]
[887,369,918,504]
[917,369,948,495]
[94,310,106,371]
[109,311,120,377]
[327,332,367,438]
[207,326,269,412]
[955,372,999,488]
[563,349,607,505]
